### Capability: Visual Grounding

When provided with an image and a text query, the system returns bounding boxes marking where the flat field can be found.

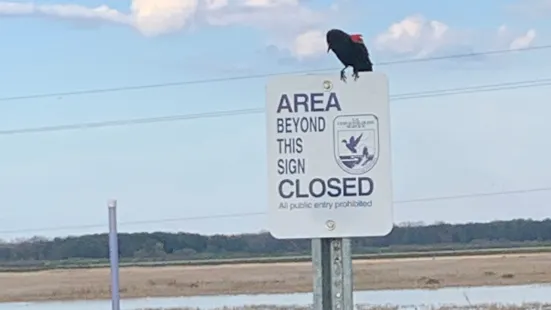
[0,252,550,302]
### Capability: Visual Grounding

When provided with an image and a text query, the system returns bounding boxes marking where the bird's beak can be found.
[327,46,330,53]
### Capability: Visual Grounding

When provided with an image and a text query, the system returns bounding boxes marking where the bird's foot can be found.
[352,71,359,81]
[340,70,347,82]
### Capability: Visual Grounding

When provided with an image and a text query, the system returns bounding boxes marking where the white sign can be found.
[265,72,393,239]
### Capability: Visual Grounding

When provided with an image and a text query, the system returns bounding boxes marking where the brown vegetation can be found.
[0,253,550,302]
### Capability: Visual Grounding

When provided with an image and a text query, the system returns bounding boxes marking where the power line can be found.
[0,108,265,135]
[1,77,550,136]
[0,44,549,103]
[393,186,551,204]
[391,78,551,99]
[2,186,550,235]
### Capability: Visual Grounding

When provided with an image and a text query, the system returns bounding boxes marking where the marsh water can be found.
[0,284,549,310]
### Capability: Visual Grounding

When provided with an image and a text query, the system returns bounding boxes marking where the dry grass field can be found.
[0,252,550,302]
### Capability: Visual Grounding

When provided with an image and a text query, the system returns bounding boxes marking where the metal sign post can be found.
[265,73,394,309]
[108,199,120,310]
[312,238,353,309]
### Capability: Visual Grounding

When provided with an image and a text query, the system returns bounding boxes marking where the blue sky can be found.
[1,0,551,241]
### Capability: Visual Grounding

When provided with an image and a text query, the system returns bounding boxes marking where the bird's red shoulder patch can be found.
[350,34,364,43]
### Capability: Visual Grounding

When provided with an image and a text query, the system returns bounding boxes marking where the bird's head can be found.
[326,28,347,52]
[326,31,334,53]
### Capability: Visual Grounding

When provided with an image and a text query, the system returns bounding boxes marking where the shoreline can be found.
[1,246,550,272]
[0,252,550,303]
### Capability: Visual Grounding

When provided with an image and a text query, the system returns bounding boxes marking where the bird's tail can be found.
[356,63,373,72]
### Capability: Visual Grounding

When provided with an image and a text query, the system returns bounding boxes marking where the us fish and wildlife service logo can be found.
[333,114,379,175]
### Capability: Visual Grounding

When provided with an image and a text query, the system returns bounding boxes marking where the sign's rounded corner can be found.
[375,71,390,86]
[379,222,395,237]
[266,229,286,240]
[372,70,388,78]
[265,75,286,87]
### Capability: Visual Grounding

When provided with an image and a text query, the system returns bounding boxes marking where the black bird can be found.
[326,29,373,82]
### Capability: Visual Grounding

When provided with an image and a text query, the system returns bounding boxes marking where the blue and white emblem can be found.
[333,114,379,175]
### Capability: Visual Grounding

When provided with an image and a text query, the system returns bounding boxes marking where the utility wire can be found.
[391,78,551,99]
[0,44,549,103]
[1,77,550,136]
[393,186,551,204]
[2,186,551,235]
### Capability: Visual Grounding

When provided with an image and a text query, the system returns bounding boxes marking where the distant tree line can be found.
[0,218,550,263]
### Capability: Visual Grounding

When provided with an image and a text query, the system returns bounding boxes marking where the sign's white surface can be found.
[265,72,394,239]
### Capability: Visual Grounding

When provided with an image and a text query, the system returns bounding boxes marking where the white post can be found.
[108,199,120,310]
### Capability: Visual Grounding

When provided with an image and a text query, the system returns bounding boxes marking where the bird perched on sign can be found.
[326,29,373,82]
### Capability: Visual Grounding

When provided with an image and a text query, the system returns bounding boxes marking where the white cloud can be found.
[498,25,537,50]
[39,4,126,23]
[510,29,537,49]
[204,1,323,31]
[374,14,538,57]
[292,30,326,59]
[203,0,330,58]
[0,2,33,14]
[0,1,195,35]
[0,0,333,59]
[0,2,128,23]
[204,0,228,10]
[130,0,199,36]
[241,0,299,7]
[374,15,471,58]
